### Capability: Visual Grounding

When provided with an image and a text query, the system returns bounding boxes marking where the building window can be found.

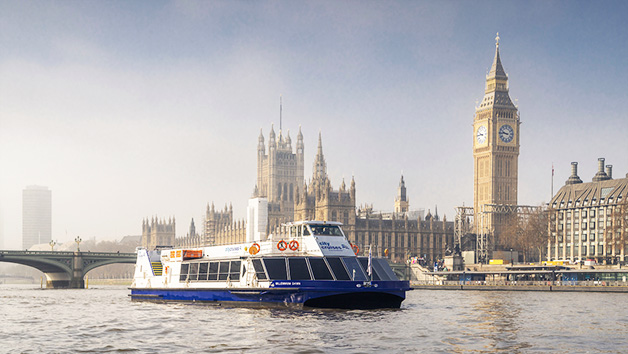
[582,222,587,230]
[583,246,587,255]
[591,245,595,255]
[582,233,587,242]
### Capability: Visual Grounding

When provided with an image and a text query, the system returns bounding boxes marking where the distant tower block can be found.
[22,185,52,249]
[473,33,520,240]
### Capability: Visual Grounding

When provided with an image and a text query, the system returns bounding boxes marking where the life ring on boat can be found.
[288,240,299,251]
[277,240,288,251]
[164,266,169,275]
[352,244,359,255]
[249,243,261,255]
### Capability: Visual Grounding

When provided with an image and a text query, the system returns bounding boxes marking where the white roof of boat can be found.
[287,220,343,226]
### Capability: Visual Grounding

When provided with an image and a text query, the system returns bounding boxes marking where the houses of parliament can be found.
[142,125,455,263]
[142,34,522,264]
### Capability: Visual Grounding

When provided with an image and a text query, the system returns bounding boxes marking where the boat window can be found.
[357,258,381,281]
[218,261,230,281]
[263,258,288,280]
[342,257,367,281]
[326,257,350,280]
[179,263,189,282]
[230,261,241,281]
[309,225,343,236]
[251,259,267,280]
[288,258,311,280]
[188,263,199,281]
[198,262,209,281]
[208,262,219,281]
[374,259,398,280]
[302,225,310,236]
[308,258,334,280]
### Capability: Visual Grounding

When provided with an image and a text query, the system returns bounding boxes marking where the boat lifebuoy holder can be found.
[288,240,299,251]
[277,240,288,251]
[249,243,261,255]
[351,244,359,255]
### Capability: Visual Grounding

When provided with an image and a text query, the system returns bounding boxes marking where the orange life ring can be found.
[277,240,288,251]
[249,243,260,255]
[288,240,299,251]
[352,244,359,255]
[165,266,169,274]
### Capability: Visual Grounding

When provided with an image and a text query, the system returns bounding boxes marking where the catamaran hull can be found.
[130,280,409,309]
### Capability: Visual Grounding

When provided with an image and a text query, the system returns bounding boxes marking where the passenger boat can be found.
[130,221,410,309]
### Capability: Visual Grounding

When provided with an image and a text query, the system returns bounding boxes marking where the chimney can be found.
[565,162,583,185]
[606,165,613,179]
[592,158,609,182]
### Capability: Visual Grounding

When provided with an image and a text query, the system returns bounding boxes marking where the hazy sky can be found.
[1,1,627,249]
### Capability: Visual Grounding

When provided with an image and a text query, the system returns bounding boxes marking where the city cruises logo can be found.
[318,241,350,251]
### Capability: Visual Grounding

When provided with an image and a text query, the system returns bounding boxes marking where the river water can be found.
[1,284,627,353]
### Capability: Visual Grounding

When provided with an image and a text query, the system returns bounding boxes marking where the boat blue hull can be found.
[130,280,410,309]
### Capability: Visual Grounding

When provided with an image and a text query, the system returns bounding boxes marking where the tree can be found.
[610,198,628,262]
[498,205,548,263]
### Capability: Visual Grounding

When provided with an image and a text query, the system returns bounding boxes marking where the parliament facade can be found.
[142,124,454,263]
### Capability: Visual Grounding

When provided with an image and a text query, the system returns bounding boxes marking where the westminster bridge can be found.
[0,250,136,288]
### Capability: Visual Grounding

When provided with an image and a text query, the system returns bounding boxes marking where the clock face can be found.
[476,125,487,144]
[499,124,514,143]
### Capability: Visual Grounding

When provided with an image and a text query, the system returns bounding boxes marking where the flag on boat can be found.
[367,244,372,277]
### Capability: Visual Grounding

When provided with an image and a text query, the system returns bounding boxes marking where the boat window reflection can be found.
[308,258,334,280]
[326,257,351,280]
[309,225,343,236]
[252,259,267,280]
[264,258,288,280]
[288,258,312,280]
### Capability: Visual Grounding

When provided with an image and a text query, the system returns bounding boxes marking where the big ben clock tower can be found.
[473,33,520,245]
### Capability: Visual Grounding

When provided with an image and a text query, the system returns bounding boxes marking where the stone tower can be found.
[394,175,409,213]
[294,133,356,227]
[141,217,175,249]
[473,33,520,240]
[255,121,305,231]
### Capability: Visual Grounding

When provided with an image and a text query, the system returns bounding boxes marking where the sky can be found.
[1,0,627,249]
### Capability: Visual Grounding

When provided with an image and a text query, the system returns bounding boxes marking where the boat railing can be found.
[258,236,311,256]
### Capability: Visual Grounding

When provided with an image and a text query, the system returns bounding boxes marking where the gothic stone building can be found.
[170,126,454,264]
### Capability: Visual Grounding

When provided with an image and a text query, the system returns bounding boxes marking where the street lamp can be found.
[75,236,82,252]
[510,248,514,265]
[49,240,57,251]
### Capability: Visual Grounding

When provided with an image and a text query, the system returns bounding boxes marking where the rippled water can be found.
[2,284,628,353]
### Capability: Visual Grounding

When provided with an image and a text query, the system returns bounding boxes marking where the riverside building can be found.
[548,159,628,263]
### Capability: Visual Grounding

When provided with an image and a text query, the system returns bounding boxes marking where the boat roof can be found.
[286,220,343,226]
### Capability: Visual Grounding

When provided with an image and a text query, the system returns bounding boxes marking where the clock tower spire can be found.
[473,33,520,250]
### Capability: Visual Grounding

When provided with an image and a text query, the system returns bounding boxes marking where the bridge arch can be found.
[0,250,136,288]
